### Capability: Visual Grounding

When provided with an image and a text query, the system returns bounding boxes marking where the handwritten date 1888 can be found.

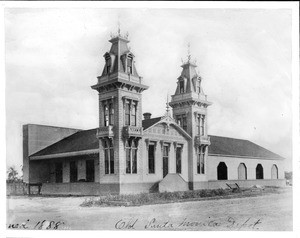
[8,219,65,230]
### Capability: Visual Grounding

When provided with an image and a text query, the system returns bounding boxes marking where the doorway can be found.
[217,162,228,180]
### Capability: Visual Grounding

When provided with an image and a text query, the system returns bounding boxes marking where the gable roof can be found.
[30,128,98,157]
[142,117,162,130]
[208,135,284,160]
[30,128,284,161]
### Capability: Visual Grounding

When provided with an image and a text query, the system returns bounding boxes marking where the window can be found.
[104,105,109,126]
[271,164,278,179]
[125,139,138,174]
[176,146,182,174]
[256,164,264,179]
[163,145,169,178]
[238,163,247,180]
[106,57,111,74]
[127,58,133,74]
[182,116,187,132]
[55,162,63,183]
[200,115,205,136]
[148,144,155,174]
[125,102,130,126]
[196,115,200,135]
[70,161,78,182]
[131,104,136,126]
[197,146,205,174]
[104,139,114,174]
[109,103,114,125]
[179,80,184,93]
[176,115,182,126]
[86,159,95,182]
[217,162,228,180]
[197,79,201,94]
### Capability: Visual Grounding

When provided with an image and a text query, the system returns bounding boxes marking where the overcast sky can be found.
[5,8,293,173]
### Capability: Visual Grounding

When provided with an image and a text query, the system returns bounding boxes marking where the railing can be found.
[123,126,143,138]
[195,135,211,146]
[97,126,114,138]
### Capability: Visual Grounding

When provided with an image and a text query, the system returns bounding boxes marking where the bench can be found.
[28,183,42,195]
[226,183,240,192]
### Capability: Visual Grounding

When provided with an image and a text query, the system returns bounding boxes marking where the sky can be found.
[5,7,293,173]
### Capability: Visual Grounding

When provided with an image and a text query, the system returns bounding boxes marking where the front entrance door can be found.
[163,157,168,178]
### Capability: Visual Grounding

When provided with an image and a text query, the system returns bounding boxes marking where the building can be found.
[23,30,285,195]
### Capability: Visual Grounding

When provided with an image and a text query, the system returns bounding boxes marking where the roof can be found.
[208,135,284,160]
[31,128,98,157]
[142,117,162,130]
[30,127,284,161]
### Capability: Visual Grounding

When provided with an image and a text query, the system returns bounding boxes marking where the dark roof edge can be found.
[208,153,285,160]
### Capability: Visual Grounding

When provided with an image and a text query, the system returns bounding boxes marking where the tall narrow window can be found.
[109,139,114,174]
[86,159,95,182]
[197,146,205,174]
[125,140,131,174]
[162,145,169,178]
[132,140,137,174]
[106,57,111,74]
[104,139,114,174]
[179,80,184,93]
[127,58,133,74]
[104,105,109,126]
[55,162,63,183]
[197,79,201,94]
[176,115,182,126]
[196,115,200,135]
[131,104,136,126]
[182,115,187,132]
[125,102,130,126]
[125,139,138,174]
[148,144,155,174]
[176,146,182,174]
[109,102,114,125]
[200,115,205,136]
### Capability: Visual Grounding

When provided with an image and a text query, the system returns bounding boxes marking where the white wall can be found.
[207,155,284,181]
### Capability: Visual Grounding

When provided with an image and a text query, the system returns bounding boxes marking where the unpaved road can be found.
[6,187,292,231]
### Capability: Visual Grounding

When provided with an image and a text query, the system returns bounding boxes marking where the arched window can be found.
[256,164,264,179]
[179,80,184,93]
[127,57,133,74]
[238,163,247,180]
[271,164,278,179]
[217,162,227,180]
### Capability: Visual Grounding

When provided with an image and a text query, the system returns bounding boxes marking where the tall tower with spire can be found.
[91,29,148,191]
[169,47,212,189]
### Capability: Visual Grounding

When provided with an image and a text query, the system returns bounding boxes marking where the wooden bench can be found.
[28,183,42,195]
[226,183,240,192]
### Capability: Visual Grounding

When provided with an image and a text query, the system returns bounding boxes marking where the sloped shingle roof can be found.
[208,135,284,160]
[30,126,284,160]
[31,128,98,157]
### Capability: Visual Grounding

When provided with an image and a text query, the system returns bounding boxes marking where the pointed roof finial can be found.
[187,42,191,62]
[117,20,121,36]
[166,94,170,116]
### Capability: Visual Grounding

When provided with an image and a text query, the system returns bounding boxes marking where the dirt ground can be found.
[6,187,293,231]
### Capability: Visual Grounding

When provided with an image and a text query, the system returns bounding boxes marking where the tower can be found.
[91,30,148,192]
[169,50,212,189]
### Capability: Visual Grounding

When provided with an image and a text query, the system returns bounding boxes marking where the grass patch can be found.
[80,188,245,207]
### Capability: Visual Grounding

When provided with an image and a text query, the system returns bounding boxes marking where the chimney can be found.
[143,112,152,120]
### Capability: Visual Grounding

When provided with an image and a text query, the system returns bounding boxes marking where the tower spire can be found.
[187,42,191,62]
